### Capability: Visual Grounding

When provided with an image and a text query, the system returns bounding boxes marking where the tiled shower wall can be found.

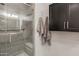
[0,20,33,56]
[0,32,24,56]
[23,21,33,43]
[22,19,34,56]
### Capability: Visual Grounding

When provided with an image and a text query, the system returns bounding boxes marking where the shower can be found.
[0,3,34,56]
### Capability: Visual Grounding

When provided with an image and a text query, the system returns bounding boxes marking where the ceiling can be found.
[2,3,34,16]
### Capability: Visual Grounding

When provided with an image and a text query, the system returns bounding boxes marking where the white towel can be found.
[43,17,49,38]
[37,17,44,36]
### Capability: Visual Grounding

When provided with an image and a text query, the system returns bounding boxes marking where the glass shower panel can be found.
[0,4,7,31]
[7,4,20,31]
[0,3,34,56]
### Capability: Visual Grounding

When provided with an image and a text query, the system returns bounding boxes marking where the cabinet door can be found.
[49,3,67,31]
[49,4,53,30]
[68,4,79,31]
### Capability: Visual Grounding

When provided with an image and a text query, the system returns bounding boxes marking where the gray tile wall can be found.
[0,32,24,56]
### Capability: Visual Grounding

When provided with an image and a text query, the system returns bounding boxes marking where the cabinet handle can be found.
[64,21,66,29]
[67,21,69,29]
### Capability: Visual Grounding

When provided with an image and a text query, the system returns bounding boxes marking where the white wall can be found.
[34,3,50,56]
[34,3,79,56]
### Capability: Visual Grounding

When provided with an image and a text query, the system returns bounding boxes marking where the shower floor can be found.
[17,42,33,56]
[17,51,29,56]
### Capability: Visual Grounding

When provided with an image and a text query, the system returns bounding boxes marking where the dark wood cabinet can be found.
[49,3,79,32]
[68,4,79,31]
